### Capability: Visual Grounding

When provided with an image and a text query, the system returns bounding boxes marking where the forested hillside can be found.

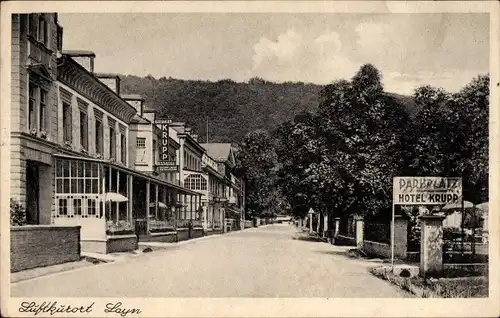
[119,75,414,143]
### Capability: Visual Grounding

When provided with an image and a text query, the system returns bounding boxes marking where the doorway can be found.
[26,161,40,224]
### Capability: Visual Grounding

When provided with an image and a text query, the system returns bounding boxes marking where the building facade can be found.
[11,13,63,225]
[126,96,201,241]
[10,13,245,255]
[201,143,245,231]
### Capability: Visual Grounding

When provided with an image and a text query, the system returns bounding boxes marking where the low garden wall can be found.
[177,228,190,242]
[11,225,81,272]
[191,228,204,239]
[362,240,392,258]
[335,234,356,246]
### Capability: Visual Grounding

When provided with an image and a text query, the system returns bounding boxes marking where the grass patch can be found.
[370,266,488,298]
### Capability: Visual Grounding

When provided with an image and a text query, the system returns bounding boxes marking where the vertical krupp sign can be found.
[155,118,178,172]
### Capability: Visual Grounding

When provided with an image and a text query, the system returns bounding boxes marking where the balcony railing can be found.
[149,219,176,232]
[176,219,191,228]
[191,219,203,228]
[106,220,134,235]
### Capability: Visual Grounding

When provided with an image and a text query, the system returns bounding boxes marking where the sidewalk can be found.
[11,258,98,283]
[12,226,265,283]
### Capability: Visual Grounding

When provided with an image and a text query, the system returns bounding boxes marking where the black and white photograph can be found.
[1,1,499,317]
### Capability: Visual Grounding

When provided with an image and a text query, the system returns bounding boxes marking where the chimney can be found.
[121,94,144,116]
[63,50,95,73]
[96,73,121,95]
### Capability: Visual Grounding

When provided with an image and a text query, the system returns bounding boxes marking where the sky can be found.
[59,13,489,95]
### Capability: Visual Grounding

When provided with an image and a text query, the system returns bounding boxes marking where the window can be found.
[38,16,47,45]
[153,140,157,165]
[56,24,63,51]
[39,90,47,131]
[109,127,116,160]
[54,158,101,219]
[95,120,103,154]
[184,174,207,191]
[62,102,72,142]
[136,137,146,148]
[28,84,36,131]
[80,111,88,150]
[121,134,127,165]
[27,14,48,46]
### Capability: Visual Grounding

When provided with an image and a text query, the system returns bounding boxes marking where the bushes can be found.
[370,266,488,298]
[10,199,27,226]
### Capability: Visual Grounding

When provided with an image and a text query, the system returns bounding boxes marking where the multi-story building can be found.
[11,13,62,226]
[201,152,226,233]
[10,13,202,253]
[200,143,246,231]
[125,96,201,241]
[170,123,206,229]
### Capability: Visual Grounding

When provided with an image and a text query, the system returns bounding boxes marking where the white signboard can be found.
[393,177,462,205]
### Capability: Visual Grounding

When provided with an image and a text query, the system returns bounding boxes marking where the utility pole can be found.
[206,116,209,143]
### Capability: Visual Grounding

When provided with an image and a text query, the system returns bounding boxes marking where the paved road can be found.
[11,224,407,297]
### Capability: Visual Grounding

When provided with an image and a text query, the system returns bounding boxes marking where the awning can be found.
[149,202,168,208]
[102,192,128,202]
[442,201,474,211]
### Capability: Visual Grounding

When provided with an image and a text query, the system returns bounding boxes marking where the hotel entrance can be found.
[25,160,52,225]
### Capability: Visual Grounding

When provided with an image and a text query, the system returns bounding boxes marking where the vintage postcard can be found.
[1,1,499,317]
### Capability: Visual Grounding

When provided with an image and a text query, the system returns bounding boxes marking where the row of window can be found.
[184,150,201,171]
[184,174,207,191]
[60,90,127,164]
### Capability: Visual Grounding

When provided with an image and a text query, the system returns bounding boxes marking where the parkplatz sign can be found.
[390,176,463,269]
[393,177,462,205]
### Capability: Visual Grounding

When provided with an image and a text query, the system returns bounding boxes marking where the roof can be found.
[130,114,150,124]
[57,55,137,124]
[143,105,156,113]
[62,50,96,57]
[200,143,232,161]
[121,94,144,101]
[95,72,120,78]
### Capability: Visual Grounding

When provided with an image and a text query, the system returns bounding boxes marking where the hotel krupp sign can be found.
[393,177,462,205]
[155,118,178,171]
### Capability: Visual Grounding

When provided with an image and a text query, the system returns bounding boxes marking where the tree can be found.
[235,129,282,218]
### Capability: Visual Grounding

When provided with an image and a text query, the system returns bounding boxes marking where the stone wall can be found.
[335,234,356,246]
[177,228,190,242]
[11,225,81,272]
[191,228,204,239]
[362,240,392,258]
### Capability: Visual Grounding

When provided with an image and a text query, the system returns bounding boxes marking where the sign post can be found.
[155,118,179,172]
[392,177,462,271]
